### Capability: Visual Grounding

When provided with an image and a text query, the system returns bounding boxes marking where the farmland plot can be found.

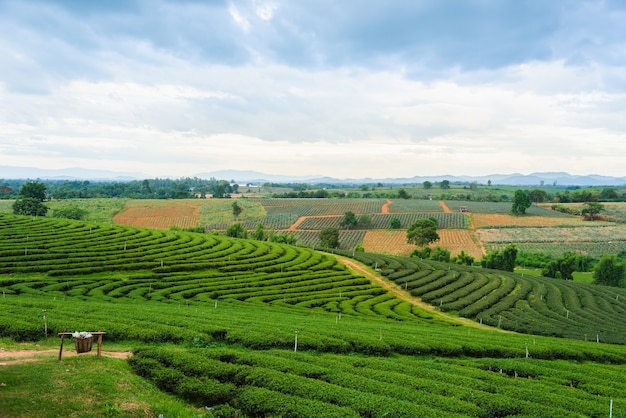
[477,225,626,244]
[261,198,386,216]
[113,200,204,229]
[363,229,483,259]
[387,199,444,213]
[446,201,570,216]
[472,213,595,228]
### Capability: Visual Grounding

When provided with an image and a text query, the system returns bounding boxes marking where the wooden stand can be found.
[58,331,106,361]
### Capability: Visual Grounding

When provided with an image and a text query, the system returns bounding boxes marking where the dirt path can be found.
[0,349,132,366]
[336,256,507,331]
[438,201,453,213]
[380,199,392,214]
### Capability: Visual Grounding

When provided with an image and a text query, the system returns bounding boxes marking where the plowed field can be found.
[113,200,203,229]
[363,229,483,259]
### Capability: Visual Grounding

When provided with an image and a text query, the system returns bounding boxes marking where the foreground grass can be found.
[0,351,210,417]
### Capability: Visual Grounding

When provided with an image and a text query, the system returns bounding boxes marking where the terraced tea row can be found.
[342,251,626,344]
[0,214,424,321]
[130,345,626,418]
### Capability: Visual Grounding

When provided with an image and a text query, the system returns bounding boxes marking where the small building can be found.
[459,206,469,213]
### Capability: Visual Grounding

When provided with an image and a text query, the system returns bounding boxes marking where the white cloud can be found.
[229,3,252,33]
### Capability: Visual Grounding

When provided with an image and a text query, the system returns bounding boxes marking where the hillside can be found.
[0,213,625,417]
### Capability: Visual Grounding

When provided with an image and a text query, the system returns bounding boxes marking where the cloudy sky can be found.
[1,0,626,179]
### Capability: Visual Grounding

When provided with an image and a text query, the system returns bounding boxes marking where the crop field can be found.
[363,229,484,259]
[477,225,626,244]
[113,199,204,229]
[287,230,366,250]
[296,213,468,230]
[471,212,591,228]
[386,199,445,213]
[261,198,386,216]
[445,201,570,216]
[1,213,626,416]
[489,242,626,258]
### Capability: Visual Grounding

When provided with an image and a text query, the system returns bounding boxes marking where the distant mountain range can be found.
[2,165,626,186]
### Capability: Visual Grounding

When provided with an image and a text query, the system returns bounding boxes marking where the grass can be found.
[0,352,210,417]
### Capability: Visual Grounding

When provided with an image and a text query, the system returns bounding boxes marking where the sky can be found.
[1,0,626,180]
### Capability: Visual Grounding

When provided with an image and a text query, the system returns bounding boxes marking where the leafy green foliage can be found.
[406,217,439,247]
[52,205,89,220]
[225,222,247,238]
[340,211,358,229]
[481,244,517,272]
[13,181,48,216]
[319,227,339,248]
[511,190,531,215]
[593,254,625,287]
[12,198,49,216]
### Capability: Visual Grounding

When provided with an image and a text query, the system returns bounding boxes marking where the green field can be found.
[1,213,625,416]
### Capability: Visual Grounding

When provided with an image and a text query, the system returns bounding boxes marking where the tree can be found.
[542,252,594,280]
[340,211,358,229]
[319,227,339,249]
[225,223,247,238]
[440,180,450,190]
[582,201,604,221]
[251,223,266,241]
[13,198,49,216]
[357,214,372,228]
[431,246,450,262]
[511,190,531,215]
[19,181,47,201]
[397,188,410,199]
[13,181,48,216]
[481,244,517,272]
[52,206,88,220]
[423,181,432,189]
[390,218,402,229]
[406,217,439,247]
[593,255,625,287]
[452,250,475,266]
[232,201,243,220]
[528,189,548,203]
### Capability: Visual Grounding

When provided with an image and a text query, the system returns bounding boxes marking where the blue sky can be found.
[1,0,626,179]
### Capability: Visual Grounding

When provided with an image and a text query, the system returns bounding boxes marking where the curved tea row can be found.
[342,251,626,344]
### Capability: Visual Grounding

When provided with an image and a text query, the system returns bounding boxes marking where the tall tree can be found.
[13,181,48,216]
[423,181,432,189]
[481,244,517,272]
[232,201,243,220]
[593,255,625,287]
[397,188,410,199]
[439,180,450,190]
[582,201,604,221]
[406,217,439,247]
[319,227,339,249]
[340,211,358,229]
[511,190,531,215]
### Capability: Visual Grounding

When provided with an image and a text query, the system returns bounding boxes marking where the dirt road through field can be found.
[438,201,453,213]
[336,256,501,330]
